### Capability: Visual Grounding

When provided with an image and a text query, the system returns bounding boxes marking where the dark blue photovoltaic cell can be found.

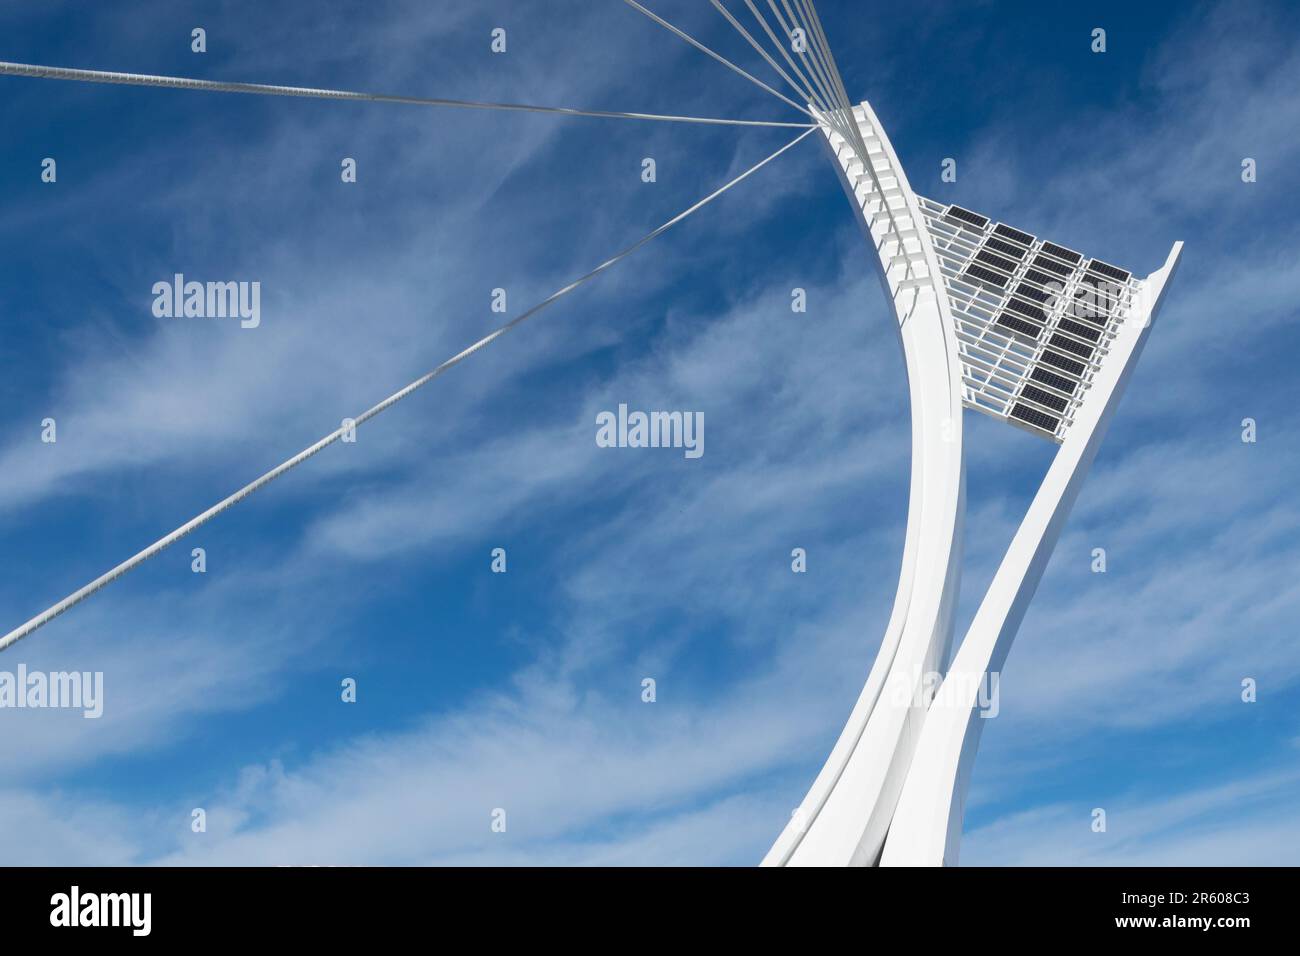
[1006,297,1048,323]
[1058,317,1101,342]
[1021,383,1068,413]
[1040,241,1082,264]
[993,223,1035,245]
[985,236,1028,260]
[946,205,989,228]
[1072,278,1117,324]
[1049,332,1094,359]
[996,312,1043,339]
[1010,402,1060,433]
[1041,349,1086,376]
[1023,268,1066,291]
[1031,366,1078,394]
[1016,282,1054,304]
[1032,254,1073,277]
[975,249,1018,273]
[961,264,1009,289]
[1086,259,1131,283]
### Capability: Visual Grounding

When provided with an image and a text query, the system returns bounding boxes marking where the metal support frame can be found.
[765,100,1182,867]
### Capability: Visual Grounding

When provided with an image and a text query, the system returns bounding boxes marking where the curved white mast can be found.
[767,96,1182,867]
[766,101,966,867]
[881,242,1182,866]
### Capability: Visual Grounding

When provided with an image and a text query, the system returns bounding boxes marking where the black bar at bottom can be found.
[0,865,1283,943]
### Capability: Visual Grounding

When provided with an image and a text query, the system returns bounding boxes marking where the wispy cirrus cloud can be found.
[1,0,1298,869]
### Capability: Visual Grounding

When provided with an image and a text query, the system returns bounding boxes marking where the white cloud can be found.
[1,0,1297,868]
[963,767,1300,866]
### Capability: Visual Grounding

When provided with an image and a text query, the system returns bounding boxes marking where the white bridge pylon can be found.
[0,4,1181,868]
[764,102,1182,867]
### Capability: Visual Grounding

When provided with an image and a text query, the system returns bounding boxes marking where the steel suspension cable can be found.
[761,0,916,286]
[711,0,855,174]
[786,1,856,148]
[620,0,815,120]
[0,127,816,652]
[709,1,823,112]
[0,60,812,129]
[745,0,826,111]
[778,0,841,124]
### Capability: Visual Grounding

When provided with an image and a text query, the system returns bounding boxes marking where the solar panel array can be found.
[916,198,1138,442]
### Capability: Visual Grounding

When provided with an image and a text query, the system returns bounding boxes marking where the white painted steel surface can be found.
[766,98,1181,867]
[766,102,965,866]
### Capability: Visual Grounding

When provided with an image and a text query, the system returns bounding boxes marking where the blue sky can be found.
[1,0,1297,865]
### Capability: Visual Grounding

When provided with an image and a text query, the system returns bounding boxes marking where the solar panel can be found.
[1020,383,1068,413]
[1031,254,1074,278]
[996,312,1043,340]
[961,264,1009,289]
[1015,282,1055,304]
[1039,241,1082,264]
[946,205,990,228]
[1023,268,1067,292]
[1006,297,1048,323]
[985,236,1028,260]
[993,223,1035,246]
[1086,259,1131,283]
[1030,366,1078,395]
[1058,317,1102,343]
[1049,332,1094,360]
[975,248,1019,274]
[1010,402,1060,433]
[913,194,1144,440]
[1072,278,1117,323]
[1040,349,1086,377]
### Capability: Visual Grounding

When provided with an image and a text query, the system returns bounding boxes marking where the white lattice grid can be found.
[916,197,1140,442]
